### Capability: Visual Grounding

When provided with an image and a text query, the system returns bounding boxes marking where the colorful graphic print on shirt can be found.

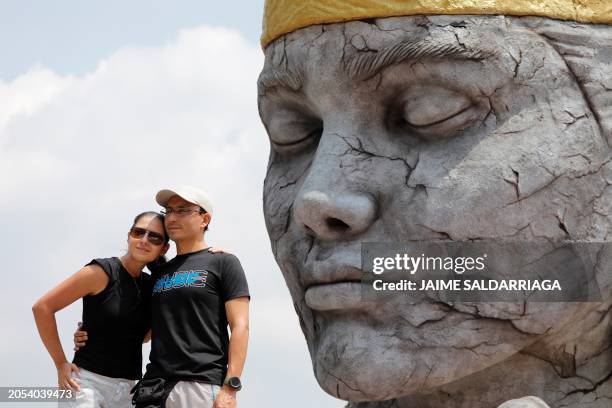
[152,270,208,293]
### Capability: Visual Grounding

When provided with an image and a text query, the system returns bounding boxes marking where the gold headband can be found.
[262,0,612,48]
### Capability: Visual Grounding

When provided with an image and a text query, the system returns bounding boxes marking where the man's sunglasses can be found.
[129,227,166,246]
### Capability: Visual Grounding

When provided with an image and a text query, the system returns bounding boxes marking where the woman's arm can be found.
[32,264,109,390]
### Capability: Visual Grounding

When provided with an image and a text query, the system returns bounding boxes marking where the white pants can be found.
[498,397,551,408]
[58,367,136,408]
[165,381,220,408]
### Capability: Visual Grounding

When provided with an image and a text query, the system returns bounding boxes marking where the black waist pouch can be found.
[131,377,178,408]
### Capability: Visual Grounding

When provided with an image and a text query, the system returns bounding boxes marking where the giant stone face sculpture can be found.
[258,12,612,408]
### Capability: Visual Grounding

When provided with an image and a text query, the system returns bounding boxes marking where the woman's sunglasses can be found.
[129,227,166,246]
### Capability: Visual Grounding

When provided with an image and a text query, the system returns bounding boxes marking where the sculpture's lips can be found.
[301,259,365,288]
[302,259,373,310]
[305,282,374,311]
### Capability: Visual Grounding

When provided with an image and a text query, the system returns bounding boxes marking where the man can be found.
[146,186,250,408]
[258,1,611,407]
[77,186,250,408]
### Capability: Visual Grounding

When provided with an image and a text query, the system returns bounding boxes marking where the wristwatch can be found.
[223,376,242,391]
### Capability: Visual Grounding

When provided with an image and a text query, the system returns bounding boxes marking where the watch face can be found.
[229,377,241,388]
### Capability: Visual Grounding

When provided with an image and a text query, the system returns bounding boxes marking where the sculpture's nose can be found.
[294,189,377,241]
[289,123,382,241]
[293,155,378,241]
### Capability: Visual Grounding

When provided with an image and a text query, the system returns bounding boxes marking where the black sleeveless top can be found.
[72,257,152,379]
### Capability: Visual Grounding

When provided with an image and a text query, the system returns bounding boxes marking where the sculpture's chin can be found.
[312,347,407,401]
[311,333,452,401]
[307,312,530,402]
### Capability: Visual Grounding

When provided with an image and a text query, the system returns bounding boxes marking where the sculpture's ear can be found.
[531,19,612,147]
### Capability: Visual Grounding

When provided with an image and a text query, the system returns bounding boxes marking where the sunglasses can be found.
[129,227,166,246]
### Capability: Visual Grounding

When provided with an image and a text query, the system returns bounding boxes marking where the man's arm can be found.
[214,297,249,408]
[225,297,250,378]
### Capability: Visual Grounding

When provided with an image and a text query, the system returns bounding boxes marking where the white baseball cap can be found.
[155,186,214,215]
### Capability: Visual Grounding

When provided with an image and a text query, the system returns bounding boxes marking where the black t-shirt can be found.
[145,249,250,385]
[73,257,152,380]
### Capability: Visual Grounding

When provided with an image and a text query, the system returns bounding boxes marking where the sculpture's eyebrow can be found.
[347,39,495,80]
[258,68,303,96]
[258,39,494,95]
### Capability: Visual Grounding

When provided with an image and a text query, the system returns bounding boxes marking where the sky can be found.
[0,2,344,407]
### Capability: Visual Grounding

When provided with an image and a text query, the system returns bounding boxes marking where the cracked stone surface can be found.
[257,15,612,408]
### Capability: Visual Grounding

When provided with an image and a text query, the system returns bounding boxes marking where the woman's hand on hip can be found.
[57,362,80,391]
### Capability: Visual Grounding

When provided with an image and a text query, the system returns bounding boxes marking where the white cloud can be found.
[0,66,73,133]
[0,25,342,408]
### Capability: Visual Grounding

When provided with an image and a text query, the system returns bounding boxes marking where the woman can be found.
[32,211,170,407]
